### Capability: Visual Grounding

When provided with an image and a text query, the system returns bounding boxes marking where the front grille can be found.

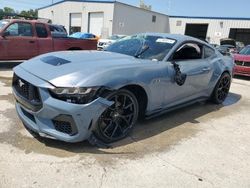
[52,115,78,135]
[235,61,250,67]
[53,120,73,135]
[12,74,42,111]
[235,61,243,66]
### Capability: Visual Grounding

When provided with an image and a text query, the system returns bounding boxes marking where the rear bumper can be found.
[13,66,112,143]
[233,65,250,77]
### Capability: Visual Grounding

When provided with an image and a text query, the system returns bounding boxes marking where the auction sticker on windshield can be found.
[156,38,176,44]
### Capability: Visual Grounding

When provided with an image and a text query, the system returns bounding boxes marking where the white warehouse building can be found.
[38,0,170,38]
[169,16,250,45]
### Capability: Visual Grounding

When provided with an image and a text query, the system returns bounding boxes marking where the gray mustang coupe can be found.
[12,33,234,145]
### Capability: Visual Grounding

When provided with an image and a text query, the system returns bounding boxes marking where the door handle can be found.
[202,67,211,72]
[29,41,35,44]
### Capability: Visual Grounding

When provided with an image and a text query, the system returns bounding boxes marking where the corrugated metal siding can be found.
[113,3,170,35]
[169,17,250,44]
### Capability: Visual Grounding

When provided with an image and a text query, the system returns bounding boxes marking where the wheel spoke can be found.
[103,122,113,134]
[122,95,128,108]
[111,122,119,138]
[98,91,137,141]
[124,102,133,110]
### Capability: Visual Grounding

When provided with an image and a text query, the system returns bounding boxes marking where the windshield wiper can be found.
[134,45,150,58]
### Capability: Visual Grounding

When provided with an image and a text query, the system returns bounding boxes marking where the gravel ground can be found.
[0,68,250,188]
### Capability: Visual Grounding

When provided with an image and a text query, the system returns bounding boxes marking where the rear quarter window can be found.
[204,46,216,58]
[35,23,48,38]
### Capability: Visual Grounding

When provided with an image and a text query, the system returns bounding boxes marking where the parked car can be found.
[210,43,219,48]
[69,32,98,40]
[97,35,126,50]
[12,33,234,145]
[0,19,97,61]
[233,45,250,77]
[236,41,245,52]
[217,45,237,55]
[49,24,67,38]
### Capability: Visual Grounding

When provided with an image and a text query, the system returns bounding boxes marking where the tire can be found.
[93,89,139,143]
[211,72,231,104]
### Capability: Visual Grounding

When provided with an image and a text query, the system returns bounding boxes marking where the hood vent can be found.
[41,56,71,66]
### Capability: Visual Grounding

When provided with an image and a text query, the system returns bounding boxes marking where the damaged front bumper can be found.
[13,66,113,143]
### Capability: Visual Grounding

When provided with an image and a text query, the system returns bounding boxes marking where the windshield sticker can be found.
[156,38,175,44]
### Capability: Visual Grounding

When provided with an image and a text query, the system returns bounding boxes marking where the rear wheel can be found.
[211,72,231,104]
[94,89,139,143]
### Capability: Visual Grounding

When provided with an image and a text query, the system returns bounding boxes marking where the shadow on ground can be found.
[0,62,22,70]
[20,92,242,157]
[234,75,250,81]
[0,74,243,158]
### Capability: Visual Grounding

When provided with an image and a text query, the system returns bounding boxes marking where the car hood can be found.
[19,51,154,87]
[234,54,250,62]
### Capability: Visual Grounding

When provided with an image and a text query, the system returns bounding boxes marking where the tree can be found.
[3,7,15,14]
[20,9,38,18]
[0,7,38,19]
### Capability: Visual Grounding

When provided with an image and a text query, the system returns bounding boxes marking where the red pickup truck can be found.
[0,19,97,61]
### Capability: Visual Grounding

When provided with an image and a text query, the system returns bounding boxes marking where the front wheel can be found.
[211,72,231,104]
[94,89,139,143]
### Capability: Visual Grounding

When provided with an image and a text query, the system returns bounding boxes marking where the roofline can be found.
[37,0,116,10]
[114,2,168,17]
[37,0,168,16]
[169,15,250,21]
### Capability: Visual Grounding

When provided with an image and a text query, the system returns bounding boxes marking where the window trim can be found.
[168,41,204,62]
[203,45,216,59]
[5,22,33,37]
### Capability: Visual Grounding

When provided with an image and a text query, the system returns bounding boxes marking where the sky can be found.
[0,0,249,18]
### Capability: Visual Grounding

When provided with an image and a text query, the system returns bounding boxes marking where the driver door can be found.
[163,42,213,107]
[3,22,38,60]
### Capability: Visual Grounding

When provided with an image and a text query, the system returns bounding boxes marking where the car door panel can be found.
[162,43,214,108]
[4,22,38,60]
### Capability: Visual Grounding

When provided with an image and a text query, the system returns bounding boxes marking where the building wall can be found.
[169,17,250,44]
[113,2,170,35]
[38,1,114,37]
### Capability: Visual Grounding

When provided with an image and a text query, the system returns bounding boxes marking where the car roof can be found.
[2,19,46,24]
[138,33,207,44]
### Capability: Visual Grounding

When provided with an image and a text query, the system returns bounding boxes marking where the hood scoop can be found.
[41,56,71,66]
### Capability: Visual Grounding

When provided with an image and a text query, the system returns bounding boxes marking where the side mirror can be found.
[171,61,187,86]
[2,31,10,37]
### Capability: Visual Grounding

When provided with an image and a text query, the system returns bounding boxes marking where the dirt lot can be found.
[0,65,250,188]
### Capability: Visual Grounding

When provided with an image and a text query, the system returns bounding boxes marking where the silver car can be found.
[12,33,234,145]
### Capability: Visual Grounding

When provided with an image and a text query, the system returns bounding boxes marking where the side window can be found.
[6,22,32,37]
[35,23,48,38]
[204,46,215,58]
[173,43,202,60]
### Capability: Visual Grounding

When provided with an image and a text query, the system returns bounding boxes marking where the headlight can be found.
[49,87,100,104]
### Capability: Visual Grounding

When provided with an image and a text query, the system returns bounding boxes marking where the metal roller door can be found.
[88,12,104,36]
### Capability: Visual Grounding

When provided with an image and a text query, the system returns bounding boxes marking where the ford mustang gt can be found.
[12,33,234,145]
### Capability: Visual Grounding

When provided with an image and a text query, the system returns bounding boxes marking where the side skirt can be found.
[145,97,208,120]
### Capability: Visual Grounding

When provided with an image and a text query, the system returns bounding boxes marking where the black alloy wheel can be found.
[211,73,231,104]
[95,89,139,143]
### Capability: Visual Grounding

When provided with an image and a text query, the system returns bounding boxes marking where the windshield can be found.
[0,20,9,30]
[239,46,250,55]
[106,34,176,61]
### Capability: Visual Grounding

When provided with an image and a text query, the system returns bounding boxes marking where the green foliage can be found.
[0,7,38,20]
[20,9,38,18]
